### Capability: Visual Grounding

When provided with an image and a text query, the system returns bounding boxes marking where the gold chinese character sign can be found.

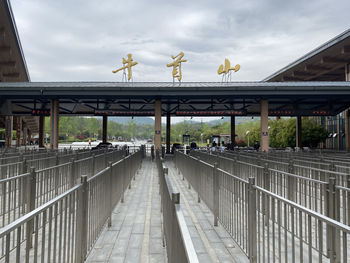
[218,58,240,82]
[166,52,187,82]
[112,53,138,81]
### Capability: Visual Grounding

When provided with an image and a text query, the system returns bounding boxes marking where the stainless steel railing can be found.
[190,150,350,225]
[0,150,142,262]
[175,150,350,262]
[157,154,199,263]
[0,149,126,228]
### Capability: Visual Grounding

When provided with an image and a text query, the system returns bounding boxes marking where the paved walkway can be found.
[165,160,248,263]
[86,158,166,263]
[86,158,248,262]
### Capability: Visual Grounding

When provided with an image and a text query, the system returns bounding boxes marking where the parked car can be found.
[92,142,113,150]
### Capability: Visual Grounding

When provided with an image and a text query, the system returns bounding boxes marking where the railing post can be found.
[263,162,270,191]
[70,158,76,188]
[75,175,88,263]
[108,162,113,227]
[27,167,36,248]
[121,157,125,203]
[91,154,96,176]
[213,162,219,226]
[326,177,340,262]
[248,177,257,263]
[54,153,59,196]
[288,160,296,202]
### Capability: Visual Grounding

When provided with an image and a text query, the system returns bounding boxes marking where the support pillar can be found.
[50,100,59,149]
[296,116,302,148]
[337,115,341,150]
[102,116,108,143]
[16,117,22,147]
[231,116,236,146]
[39,116,45,147]
[346,111,350,152]
[27,129,32,145]
[5,116,13,148]
[260,100,269,152]
[345,64,350,151]
[22,126,26,145]
[154,100,162,151]
[166,112,171,154]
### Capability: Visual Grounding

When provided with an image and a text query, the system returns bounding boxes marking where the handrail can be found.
[157,154,199,263]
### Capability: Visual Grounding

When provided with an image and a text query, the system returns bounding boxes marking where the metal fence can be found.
[191,150,350,225]
[0,150,142,262]
[157,154,198,263]
[175,150,350,262]
[0,149,126,228]
[0,148,108,180]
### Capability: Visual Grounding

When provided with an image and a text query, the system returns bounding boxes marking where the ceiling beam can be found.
[3,72,20,78]
[0,61,16,67]
[282,76,303,81]
[304,64,331,71]
[321,56,349,64]
[341,45,350,54]
[292,71,315,77]
[0,45,11,53]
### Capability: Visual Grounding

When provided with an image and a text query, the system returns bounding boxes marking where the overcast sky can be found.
[9,0,350,124]
[11,0,350,83]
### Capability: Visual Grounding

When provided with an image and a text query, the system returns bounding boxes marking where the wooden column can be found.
[260,100,269,152]
[102,116,108,143]
[345,64,350,151]
[166,112,171,153]
[296,116,302,148]
[50,100,59,149]
[5,116,13,148]
[39,116,45,147]
[16,117,22,147]
[154,100,162,151]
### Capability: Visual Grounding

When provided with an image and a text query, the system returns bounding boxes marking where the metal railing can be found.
[175,150,350,262]
[0,148,108,180]
[0,149,126,228]
[190,150,350,225]
[157,154,198,263]
[0,150,142,262]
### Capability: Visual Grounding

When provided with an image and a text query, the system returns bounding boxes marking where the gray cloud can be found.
[10,0,350,82]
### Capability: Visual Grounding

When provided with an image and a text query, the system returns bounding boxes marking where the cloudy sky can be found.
[10,0,350,83]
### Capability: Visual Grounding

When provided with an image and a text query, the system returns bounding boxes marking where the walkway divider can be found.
[191,150,350,226]
[157,153,199,263]
[0,150,142,262]
[175,150,350,262]
[0,149,126,229]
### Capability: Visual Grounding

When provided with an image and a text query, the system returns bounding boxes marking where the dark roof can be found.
[2,81,350,117]
[0,0,30,81]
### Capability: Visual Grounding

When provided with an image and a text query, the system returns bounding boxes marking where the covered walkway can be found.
[86,157,247,262]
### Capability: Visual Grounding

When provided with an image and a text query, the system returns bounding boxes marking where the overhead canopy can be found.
[1,81,350,117]
[264,29,350,82]
[0,0,29,82]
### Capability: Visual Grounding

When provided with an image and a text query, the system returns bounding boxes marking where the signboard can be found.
[175,110,246,116]
[32,110,50,116]
[95,110,155,116]
[155,130,161,135]
[262,132,268,136]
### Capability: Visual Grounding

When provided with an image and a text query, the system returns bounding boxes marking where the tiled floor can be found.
[86,158,248,262]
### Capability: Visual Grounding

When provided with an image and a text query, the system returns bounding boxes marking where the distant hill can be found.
[109,117,154,125]
[207,117,257,126]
